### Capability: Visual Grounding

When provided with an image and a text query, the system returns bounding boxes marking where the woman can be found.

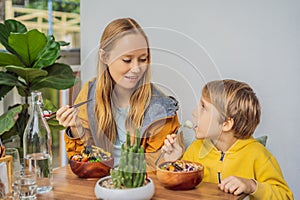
[56,18,183,171]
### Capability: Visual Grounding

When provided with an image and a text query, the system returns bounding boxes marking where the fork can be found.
[44,99,93,120]
[155,120,194,166]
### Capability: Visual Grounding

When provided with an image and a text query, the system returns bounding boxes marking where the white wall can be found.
[81,0,300,198]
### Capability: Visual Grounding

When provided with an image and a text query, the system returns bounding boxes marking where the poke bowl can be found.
[156,160,204,190]
[69,145,114,178]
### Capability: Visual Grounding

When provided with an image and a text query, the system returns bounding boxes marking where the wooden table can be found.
[37,165,247,200]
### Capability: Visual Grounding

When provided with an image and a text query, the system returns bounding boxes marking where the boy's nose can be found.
[192,108,198,118]
[192,108,198,125]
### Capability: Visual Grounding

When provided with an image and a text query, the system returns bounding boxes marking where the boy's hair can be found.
[202,79,261,139]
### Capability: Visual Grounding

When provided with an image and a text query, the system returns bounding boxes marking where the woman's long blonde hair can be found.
[95,18,151,149]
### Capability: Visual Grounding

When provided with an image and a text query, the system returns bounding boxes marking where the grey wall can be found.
[81,0,300,198]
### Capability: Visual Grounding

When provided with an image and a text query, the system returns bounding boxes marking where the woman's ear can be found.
[222,118,234,132]
[99,49,108,63]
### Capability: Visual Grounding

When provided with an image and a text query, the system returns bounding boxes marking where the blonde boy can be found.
[163,79,293,199]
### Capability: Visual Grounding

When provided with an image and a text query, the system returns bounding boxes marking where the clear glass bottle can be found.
[23,91,53,194]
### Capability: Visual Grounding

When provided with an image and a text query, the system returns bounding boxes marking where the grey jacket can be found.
[86,80,179,147]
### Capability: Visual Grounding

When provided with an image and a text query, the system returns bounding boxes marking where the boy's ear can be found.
[99,49,108,63]
[222,118,234,132]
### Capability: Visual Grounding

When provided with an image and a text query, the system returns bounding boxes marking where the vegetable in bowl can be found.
[69,145,114,178]
[71,145,111,162]
[159,160,203,172]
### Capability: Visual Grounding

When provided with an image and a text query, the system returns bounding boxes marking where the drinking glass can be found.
[5,149,22,200]
[13,170,37,200]
[5,148,21,173]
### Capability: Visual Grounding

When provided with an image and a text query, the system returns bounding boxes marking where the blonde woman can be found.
[56,18,183,171]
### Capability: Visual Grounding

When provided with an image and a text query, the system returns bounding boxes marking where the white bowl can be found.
[94,176,155,200]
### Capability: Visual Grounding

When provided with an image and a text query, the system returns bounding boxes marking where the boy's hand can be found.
[162,134,183,161]
[218,176,257,195]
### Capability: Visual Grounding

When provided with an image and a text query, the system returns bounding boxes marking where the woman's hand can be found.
[56,105,78,128]
[56,105,84,138]
[218,176,257,195]
[162,134,183,161]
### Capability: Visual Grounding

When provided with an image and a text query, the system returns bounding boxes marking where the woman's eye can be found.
[139,58,147,62]
[122,59,131,63]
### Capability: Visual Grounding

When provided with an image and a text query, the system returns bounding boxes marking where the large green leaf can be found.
[16,86,27,97]
[0,85,14,101]
[8,29,47,67]
[43,99,65,131]
[48,119,65,133]
[5,19,27,34]
[33,35,60,69]
[0,105,23,135]
[6,65,48,83]
[0,19,27,55]
[31,63,77,90]
[43,98,58,111]
[58,41,70,47]
[0,52,24,67]
[1,105,28,145]
[0,71,24,87]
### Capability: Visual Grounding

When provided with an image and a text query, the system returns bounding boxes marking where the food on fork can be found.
[184,120,194,129]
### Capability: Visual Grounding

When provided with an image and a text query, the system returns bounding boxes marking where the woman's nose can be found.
[130,60,141,73]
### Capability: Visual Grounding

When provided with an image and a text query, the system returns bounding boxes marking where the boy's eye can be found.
[201,104,205,110]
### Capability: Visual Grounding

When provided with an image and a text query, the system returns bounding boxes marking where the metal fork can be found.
[44,99,93,120]
[155,128,180,166]
[155,120,194,166]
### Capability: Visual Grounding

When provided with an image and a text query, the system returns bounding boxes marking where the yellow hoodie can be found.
[182,138,293,200]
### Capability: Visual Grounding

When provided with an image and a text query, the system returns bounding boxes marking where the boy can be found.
[163,79,293,199]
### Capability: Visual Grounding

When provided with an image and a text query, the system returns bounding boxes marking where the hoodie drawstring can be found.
[218,151,225,184]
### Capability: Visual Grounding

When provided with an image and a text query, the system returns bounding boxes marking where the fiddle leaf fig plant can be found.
[0,19,77,147]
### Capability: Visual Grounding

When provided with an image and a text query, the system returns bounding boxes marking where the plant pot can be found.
[94,176,155,200]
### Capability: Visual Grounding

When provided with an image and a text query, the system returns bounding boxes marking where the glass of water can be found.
[5,148,21,173]
[13,170,37,200]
